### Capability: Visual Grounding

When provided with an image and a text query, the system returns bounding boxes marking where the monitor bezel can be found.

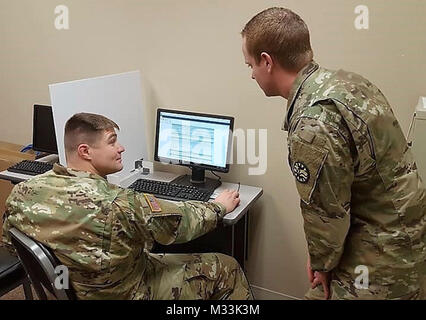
[32,104,58,154]
[154,108,234,173]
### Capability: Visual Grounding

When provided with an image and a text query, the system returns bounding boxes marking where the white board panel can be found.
[416,96,426,119]
[49,71,148,184]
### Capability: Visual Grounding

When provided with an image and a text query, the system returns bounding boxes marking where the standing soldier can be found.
[241,7,425,299]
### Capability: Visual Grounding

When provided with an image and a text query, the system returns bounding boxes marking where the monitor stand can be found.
[171,167,221,192]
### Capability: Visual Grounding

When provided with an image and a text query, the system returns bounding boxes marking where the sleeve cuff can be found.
[212,201,227,219]
[309,253,339,273]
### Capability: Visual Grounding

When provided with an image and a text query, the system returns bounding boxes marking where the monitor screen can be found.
[155,109,234,172]
[32,105,58,154]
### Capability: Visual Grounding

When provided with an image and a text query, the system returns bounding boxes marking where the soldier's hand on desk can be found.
[213,190,240,213]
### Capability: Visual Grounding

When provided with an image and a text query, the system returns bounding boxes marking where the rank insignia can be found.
[292,161,310,184]
[144,194,162,213]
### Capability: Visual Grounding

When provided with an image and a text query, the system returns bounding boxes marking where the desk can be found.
[0,161,263,270]
[120,170,263,269]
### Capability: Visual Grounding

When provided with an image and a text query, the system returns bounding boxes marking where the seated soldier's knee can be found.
[215,253,240,268]
[212,253,252,300]
[214,253,241,272]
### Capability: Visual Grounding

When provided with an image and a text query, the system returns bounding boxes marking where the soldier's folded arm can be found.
[141,194,227,245]
[289,114,354,273]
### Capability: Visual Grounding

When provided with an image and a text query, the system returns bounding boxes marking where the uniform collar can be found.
[282,61,319,131]
[53,163,107,181]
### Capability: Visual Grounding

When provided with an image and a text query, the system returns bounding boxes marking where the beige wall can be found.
[1,0,425,299]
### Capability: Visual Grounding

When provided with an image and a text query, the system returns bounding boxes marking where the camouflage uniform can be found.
[2,164,252,300]
[284,61,425,300]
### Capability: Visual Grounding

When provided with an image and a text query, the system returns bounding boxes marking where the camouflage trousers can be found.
[134,252,253,300]
[305,271,425,300]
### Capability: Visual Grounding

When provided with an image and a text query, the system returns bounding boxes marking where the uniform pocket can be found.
[289,139,328,204]
[184,260,219,281]
[376,230,413,266]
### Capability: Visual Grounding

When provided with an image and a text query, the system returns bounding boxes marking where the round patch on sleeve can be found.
[292,161,310,184]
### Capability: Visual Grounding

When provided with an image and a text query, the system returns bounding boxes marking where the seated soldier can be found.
[2,112,253,300]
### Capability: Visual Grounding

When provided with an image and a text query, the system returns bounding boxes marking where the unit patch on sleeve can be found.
[292,161,310,184]
[288,139,328,204]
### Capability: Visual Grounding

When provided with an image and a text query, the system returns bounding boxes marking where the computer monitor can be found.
[154,108,234,190]
[32,105,58,154]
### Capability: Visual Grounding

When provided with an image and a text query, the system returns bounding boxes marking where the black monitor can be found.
[32,105,58,154]
[154,108,234,190]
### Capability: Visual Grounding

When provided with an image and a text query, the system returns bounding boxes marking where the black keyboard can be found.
[7,160,53,176]
[129,179,213,202]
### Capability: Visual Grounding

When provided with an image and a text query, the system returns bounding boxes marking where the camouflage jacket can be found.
[284,61,425,298]
[2,164,226,299]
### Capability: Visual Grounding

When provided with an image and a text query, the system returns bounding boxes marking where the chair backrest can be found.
[8,228,76,300]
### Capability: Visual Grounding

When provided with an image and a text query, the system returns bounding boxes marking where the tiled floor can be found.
[0,285,28,300]
[0,284,54,300]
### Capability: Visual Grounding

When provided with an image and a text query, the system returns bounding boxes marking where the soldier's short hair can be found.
[242,7,313,72]
[64,113,120,156]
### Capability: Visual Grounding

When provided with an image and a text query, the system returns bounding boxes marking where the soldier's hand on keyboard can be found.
[213,189,240,213]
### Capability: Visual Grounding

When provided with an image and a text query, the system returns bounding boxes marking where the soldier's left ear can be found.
[260,52,274,73]
[77,144,92,161]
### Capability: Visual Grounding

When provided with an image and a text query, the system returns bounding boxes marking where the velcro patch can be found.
[289,140,328,204]
[143,194,162,213]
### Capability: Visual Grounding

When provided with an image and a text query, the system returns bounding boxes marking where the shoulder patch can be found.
[289,139,328,204]
[292,161,310,184]
[143,194,162,213]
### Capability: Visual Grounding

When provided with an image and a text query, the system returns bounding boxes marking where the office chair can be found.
[9,228,76,300]
[0,246,33,299]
